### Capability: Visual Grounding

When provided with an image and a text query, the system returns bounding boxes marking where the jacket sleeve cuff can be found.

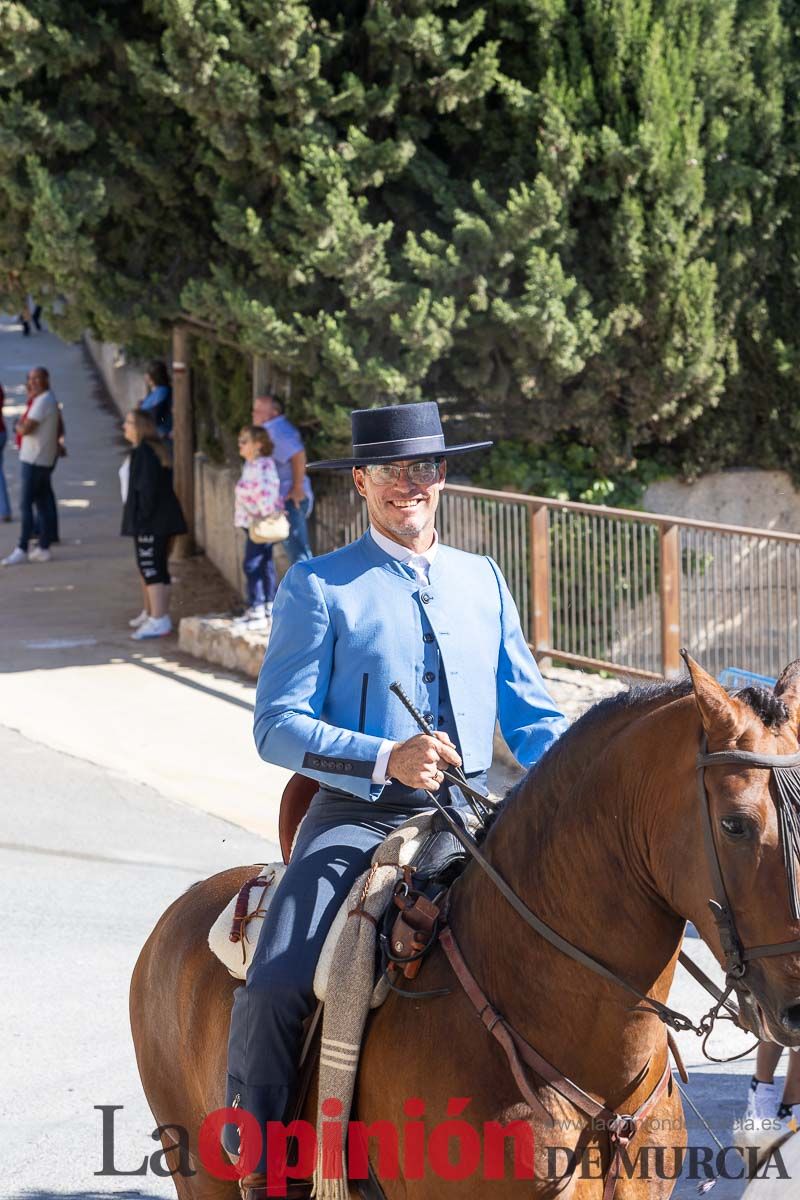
[371,739,396,785]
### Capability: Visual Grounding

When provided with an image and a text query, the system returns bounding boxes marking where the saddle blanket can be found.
[207,811,436,1002]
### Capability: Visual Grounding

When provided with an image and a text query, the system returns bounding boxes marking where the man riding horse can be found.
[226,400,568,1199]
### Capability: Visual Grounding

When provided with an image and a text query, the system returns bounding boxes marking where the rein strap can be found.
[439,925,673,1200]
[420,786,700,1033]
[421,733,800,1048]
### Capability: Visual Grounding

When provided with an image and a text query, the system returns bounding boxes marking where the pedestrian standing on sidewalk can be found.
[253,395,313,562]
[0,383,11,522]
[1,366,58,565]
[233,425,282,631]
[44,402,67,545]
[138,360,173,438]
[121,410,187,639]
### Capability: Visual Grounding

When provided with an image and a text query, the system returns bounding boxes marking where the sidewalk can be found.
[0,314,290,847]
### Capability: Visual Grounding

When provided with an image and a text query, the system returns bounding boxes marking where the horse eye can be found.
[720,816,751,840]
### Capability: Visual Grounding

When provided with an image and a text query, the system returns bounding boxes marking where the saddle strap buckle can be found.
[387,887,442,980]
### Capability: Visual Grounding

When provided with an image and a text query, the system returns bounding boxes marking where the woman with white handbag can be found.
[234,425,287,631]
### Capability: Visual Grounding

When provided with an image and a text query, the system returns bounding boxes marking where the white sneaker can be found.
[232,605,263,624]
[733,1079,781,1162]
[1,547,27,566]
[28,546,52,563]
[243,615,272,632]
[128,609,149,628]
[131,615,173,640]
[746,1079,778,1123]
[233,605,271,632]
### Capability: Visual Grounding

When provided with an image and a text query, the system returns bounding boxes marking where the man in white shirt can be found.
[2,366,59,565]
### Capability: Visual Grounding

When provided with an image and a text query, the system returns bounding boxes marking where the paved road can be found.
[0,722,273,1199]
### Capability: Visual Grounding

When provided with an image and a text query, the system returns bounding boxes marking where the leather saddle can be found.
[278,774,319,863]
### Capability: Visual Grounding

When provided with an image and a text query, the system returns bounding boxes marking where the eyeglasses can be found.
[362,459,443,486]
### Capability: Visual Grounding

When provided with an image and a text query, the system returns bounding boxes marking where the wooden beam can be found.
[529,504,552,664]
[253,354,272,401]
[659,523,681,677]
[171,325,194,558]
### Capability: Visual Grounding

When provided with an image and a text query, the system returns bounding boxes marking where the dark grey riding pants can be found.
[225,778,483,1171]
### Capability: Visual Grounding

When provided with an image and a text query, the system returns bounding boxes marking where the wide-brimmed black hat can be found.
[308,401,493,470]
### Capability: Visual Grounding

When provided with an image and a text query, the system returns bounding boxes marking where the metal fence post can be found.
[530,504,552,663]
[659,523,681,677]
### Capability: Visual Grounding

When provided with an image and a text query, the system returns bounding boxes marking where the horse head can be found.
[679,653,800,1046]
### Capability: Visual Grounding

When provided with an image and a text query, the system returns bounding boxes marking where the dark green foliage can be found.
[191,338,253,464]
[0,0,798,480]
[473,437,666,508]
[0,1,207,343]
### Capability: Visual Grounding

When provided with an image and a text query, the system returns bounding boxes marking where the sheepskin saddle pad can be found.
[207,808,462,1002]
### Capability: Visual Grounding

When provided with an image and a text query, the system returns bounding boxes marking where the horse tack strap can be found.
[699,746,800,770]
[677,950,740,1021]
[696,738,800,965]
[439,926,672,1200]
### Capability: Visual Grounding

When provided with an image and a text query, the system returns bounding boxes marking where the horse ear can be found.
[681,649,747,743]
[775,659,800,730]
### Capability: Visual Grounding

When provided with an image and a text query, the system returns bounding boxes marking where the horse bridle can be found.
[696,738,800,989]
[429,737,800,1047]
[390,679,800,1044]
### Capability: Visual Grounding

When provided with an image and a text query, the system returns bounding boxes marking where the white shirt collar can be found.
[369,525,439,567]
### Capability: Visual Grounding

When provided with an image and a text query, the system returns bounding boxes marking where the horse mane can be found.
[480,675,789,845]
[501,679,691,813]
[735,686,788,731]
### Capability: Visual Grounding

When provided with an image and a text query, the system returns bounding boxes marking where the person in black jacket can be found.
[121,410,187,639]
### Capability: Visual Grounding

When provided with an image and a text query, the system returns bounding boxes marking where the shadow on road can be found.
[7,1193,171,1200]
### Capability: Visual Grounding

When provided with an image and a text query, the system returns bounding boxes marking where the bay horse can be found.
[130,655,800,1198]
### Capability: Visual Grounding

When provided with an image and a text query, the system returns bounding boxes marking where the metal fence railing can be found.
[312,477,800,679]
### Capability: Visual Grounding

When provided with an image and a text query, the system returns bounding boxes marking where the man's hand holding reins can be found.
[387,732,462,791]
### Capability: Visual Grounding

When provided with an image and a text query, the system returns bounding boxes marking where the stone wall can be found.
[622,470,800,679]
[83,334,149,418]
[644,469,800,533]
[194,452,246,595]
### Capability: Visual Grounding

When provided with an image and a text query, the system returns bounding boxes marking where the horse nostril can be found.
[781,1002,800,1033]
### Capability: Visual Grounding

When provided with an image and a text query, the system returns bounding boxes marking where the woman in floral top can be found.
[234,425,282,630]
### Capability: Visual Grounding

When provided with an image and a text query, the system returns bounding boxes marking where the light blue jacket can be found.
[254,531,568,800]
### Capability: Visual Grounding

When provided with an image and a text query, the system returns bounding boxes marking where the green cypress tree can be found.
[0,0,795,477]
[0,1,209,343]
